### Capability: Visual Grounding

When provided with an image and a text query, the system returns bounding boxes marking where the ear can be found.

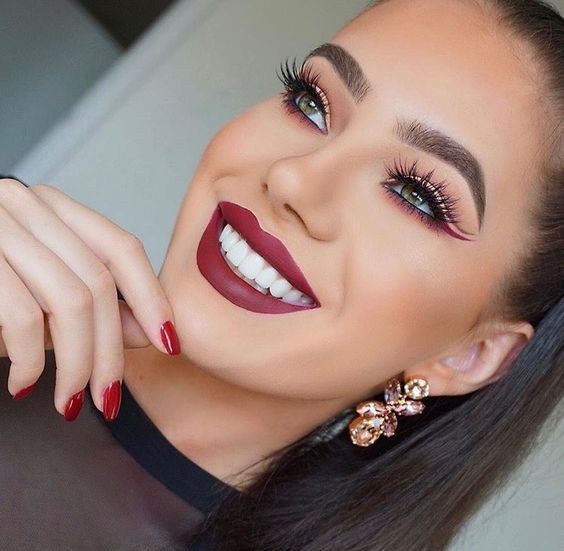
[405,321,534,397]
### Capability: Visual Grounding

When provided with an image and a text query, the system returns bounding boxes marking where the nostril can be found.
[285,204,306,229]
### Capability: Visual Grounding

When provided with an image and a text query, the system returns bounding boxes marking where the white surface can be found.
[11,1,564,549]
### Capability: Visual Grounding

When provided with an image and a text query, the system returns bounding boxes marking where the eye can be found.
[382,157,476,241]
[276,57,330,134]
[292,92,328,132]
[385,180,434,217]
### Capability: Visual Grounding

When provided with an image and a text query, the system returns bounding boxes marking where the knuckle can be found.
[88,265,116,296]
[28,183,57,195]
[12,305,44,331]
[62,284,94,314]
[122,231,145,254]
[0,178,29,201]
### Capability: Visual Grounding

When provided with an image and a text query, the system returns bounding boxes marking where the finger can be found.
[0,256,46,397]
[118,300,151,349]
[29,184,180,356]
[0,198,94,415]
[0,182,124,416]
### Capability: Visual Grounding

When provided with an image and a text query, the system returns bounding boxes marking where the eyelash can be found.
[276,56,465,236]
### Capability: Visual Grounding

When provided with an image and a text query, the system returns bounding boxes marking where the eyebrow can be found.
[304,42,486,230]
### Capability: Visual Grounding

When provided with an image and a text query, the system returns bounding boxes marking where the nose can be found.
[263,144,351,242]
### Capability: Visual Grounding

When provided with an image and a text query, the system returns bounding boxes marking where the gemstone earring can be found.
[348,375,430,447]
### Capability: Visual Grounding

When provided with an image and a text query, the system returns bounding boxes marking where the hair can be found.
[191,1,564,549]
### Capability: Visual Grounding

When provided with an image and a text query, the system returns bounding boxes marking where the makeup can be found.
[277,58,477,242]
[196,203,320,314]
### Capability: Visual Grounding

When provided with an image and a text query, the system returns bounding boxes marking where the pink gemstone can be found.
[404,378,429,400]
[396,399,425,416]
[382,413,398,436]
[356,400,387,417]
[349,416,382,446]
[385,378,402,403]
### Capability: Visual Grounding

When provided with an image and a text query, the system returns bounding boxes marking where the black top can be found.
[104,382,239,515]
[0,350,241,550]
[0,173,241,549]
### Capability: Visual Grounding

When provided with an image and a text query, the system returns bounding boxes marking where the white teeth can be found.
[238,251,266,279]
[226,240,250,266]
[281,289,303,304]
[219,223,235,243]
[221,228,241,252]
[298,294,314,305]
[218,222,315,307]
[269,278,292,298]
[255,266,279,289]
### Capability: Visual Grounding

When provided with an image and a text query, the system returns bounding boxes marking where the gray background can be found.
[2,0,563,549]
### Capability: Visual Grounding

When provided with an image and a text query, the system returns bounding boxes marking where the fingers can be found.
[0,182,123,417]
[0,199,94,415]
[0,257,46,397]
[29,184,180,357]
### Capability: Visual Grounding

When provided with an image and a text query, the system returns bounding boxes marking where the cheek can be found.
[195,97,289,179]
[340,236,487,379]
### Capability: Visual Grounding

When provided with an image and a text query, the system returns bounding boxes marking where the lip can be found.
[196,201,321,314]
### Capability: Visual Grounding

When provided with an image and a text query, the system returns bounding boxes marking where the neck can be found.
[123,345,347,491]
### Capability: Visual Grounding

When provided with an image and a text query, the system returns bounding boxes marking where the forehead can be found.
[329,0,545,222]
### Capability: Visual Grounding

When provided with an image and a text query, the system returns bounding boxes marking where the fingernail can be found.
[160,320,180,355]
[13,382,37,400]
[102,379,122,422]
[64,389,85,421]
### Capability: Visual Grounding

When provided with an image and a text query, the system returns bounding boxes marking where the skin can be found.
[121,0,542,489]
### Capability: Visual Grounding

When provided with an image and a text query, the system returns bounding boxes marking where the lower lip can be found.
[196,205,319,314]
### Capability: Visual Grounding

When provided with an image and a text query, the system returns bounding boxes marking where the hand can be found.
[0,178,180,421]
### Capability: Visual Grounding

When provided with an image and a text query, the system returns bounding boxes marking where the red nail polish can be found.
[160,320,180,355]
[102,380,122,422]
[64,389,85,421]
[13,382,37,400]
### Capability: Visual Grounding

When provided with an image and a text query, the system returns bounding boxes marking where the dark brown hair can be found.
[192,1,564,548]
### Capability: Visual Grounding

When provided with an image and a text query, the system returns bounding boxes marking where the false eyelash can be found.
[382,157,463,232]
[276,56,330,129]
[276,56,463,234]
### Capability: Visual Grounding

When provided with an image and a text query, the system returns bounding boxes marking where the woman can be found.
[0,0,562,549]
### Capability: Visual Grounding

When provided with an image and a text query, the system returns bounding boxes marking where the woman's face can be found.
[159,0,543,403]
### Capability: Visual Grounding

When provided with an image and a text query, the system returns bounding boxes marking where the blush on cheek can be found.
[347,252,478,368]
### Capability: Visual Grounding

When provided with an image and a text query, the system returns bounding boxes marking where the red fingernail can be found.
[64,389,85,421]
[102,379,122,422]
[13,382,37,400]
[160,320,180,355]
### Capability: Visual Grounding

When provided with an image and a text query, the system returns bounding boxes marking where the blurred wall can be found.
[0,0,121,169]
[10,1,564,549]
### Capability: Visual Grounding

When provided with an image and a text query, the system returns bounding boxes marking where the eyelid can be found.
[312,82,332,130]
[281,60,478,239]
[304,59,354,118]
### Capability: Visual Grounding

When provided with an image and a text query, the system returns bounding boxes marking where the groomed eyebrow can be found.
[304,42,486,230]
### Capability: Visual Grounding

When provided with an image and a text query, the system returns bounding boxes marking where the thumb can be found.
[118,300,151,349]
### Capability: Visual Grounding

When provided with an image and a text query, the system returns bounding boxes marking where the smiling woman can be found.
[160,0,562,548]
[0,0,563,550]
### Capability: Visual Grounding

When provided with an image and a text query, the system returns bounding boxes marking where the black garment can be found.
[0,173,29,187]
[0,350,240,550]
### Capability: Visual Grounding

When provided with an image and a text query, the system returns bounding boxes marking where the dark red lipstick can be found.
[196,201,320,314]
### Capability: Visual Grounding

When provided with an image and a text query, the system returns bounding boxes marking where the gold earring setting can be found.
[349,376,430,447]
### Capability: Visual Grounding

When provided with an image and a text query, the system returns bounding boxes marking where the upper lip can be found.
[218,201,320,305]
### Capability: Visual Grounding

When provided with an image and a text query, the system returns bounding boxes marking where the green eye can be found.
[400,183,425,209]
[293,91,328,132]
[297,93,320,116]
